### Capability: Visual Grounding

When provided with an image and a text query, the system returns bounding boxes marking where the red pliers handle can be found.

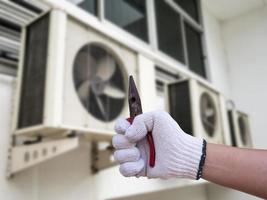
[127,117,156,167]
[128,76,156,167]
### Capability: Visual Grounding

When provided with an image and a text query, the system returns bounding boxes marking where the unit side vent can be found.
[168,81,193,135]
[18,14,49,128]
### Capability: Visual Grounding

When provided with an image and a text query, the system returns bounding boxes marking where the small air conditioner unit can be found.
[228,110,252,148]
[154,66,181,111]
[12,10,138,139]
[167,78,225,144]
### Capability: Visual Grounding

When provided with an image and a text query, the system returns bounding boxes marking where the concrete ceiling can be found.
[203,0,267,21]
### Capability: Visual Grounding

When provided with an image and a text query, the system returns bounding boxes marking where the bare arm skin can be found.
[203,143,267,199]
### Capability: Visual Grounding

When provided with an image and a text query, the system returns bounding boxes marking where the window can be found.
[155,0,206,78]
[185,23,206,77]
[105,0,148,42]
[155,1,184,63]
[68,0,97,16]
[155,66,181,111]
[174,0,199,22]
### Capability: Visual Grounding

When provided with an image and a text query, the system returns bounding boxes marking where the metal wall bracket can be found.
[7,137,79,178]
[91,141,116,173]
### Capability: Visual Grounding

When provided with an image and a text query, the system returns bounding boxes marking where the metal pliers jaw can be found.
[128,76,142,118]
[128,76,156,167]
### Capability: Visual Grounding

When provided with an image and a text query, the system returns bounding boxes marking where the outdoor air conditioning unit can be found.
[12,10,138,139]
[228,110,252,148]
[154,66,181,111]
[167,78,225,144]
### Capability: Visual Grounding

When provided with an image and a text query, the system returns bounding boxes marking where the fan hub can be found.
[91,76,106,95]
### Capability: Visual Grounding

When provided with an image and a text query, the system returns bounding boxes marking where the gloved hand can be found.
[112,111,204,180]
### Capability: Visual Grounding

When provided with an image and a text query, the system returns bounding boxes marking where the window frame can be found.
[101,0,152,49]
[67,0,99,17]
[153,0,209,79]
[103,0,150,43]
[184,20,206,77]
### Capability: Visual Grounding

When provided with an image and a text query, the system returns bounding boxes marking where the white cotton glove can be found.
[112,111,204,180]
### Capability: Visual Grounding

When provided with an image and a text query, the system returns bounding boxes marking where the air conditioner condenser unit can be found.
[12,10,138,140]
[228,109,252,148]
[167,78,225,144]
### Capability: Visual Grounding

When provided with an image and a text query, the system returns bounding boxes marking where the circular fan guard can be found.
[73,43,126,122]
[200,92,217,137]
[238,116,248,145]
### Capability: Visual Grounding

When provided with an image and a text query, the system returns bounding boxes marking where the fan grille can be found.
[200,92,217,137]
[73,43,126,122]
[18,13,49,128]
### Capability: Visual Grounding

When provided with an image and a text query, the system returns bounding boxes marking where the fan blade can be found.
[75,50,98,82]
[102,84,125,99]
[93,91,108,120]
[202,117,215,129]
[205,108,215,117]
[96,55,116,82]
[77,80,90,101]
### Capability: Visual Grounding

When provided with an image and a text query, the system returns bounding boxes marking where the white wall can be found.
[222,5,267,149]
[205,4,267,200]
[0,75,36,200]
[206,184,261,200]
[110,185,207,200]
[202,3,231,97]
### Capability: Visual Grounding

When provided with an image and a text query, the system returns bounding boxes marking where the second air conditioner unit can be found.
[167,78,225,144]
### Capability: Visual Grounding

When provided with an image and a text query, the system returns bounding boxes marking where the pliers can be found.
[127,76,156,167]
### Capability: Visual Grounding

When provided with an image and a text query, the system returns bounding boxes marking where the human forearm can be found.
[203,143,267,198]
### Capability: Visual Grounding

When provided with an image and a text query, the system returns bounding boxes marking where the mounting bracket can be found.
[7,137,79,178]
[91,141,116,173]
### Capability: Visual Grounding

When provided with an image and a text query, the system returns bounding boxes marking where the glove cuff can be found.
[196,139,207,180]
[167,135,204,179]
